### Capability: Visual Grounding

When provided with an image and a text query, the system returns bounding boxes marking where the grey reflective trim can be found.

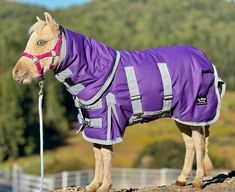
[86,99,102,109]
[172,65,222,126]
[106,93,120,125]
[129,109,170,125]
[76,116,84,133]
[80,51,121,106]
[55,74,64,82]
[76,103,87,134]
[85,118,102,128]
[74,97,81,108]
[158,63,173,112]
[106,92,116,105]
[106,93,120,140]
[128,115,142,124]
[64,82,84,96]
[82,131,123,145]
[56,32,67,71]
[63,82,71,89]
[67,83,85,95]
[107,103,112,141]
[77,107,85,124]
[128,62,173,125]
[76,125,83,134]
[143,110,161,116]
[55,68,73,82]
[124,66,143,117]
[111,103,119,125]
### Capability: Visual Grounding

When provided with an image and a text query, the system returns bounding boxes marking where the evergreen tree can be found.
[0,70,25,160]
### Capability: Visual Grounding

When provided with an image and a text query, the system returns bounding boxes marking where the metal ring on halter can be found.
[38,78,45,96]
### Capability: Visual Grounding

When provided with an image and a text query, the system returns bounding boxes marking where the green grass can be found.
[1,91,235,175]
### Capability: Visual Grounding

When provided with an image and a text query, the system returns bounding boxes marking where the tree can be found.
[0,70,25,160]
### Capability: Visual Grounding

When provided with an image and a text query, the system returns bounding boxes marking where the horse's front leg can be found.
[85,144,103,192]
[98,145,113,192]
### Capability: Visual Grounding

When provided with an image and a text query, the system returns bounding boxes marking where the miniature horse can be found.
[13,12,225,192]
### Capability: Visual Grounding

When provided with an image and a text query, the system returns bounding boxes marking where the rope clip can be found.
[38,78,44,96]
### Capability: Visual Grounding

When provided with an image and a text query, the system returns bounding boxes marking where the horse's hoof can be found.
[97,184,112,192]
[85,182,101,192]
[175,180,186,186]
[192,181,203,189]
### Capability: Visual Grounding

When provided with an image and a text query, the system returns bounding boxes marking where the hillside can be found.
[0,0,235,172]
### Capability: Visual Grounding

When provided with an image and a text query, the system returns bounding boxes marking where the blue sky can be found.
[19,0,90,9]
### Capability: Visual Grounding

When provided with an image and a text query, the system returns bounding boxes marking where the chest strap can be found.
[158,62,173,114]
[124,66,143,122]
[125,62,173,124]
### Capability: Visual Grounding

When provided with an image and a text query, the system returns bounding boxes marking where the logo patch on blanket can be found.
[196,96,207,105]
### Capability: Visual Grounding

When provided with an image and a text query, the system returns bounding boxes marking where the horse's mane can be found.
[28,21,46,35]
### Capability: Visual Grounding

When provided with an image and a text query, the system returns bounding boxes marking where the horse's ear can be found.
[36,16,42,21]
[44,12,59,32]
[36,16,42,22]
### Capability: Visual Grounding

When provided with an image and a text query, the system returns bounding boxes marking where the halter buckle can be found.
[32,56,39,63]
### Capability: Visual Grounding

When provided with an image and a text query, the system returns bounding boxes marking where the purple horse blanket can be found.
[55,28,225,145]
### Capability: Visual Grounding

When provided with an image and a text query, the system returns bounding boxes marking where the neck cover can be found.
[55,28,225,145]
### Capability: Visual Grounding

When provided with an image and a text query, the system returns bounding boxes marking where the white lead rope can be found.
[38,80,44,192]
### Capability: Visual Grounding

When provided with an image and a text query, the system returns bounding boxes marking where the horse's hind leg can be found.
[191,126,204,189]
[85,143,103,192]
[175,121,195,186]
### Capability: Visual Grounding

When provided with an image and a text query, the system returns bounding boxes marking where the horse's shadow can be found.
[203,170,235,188]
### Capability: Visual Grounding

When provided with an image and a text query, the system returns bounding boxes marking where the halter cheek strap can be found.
[22,35,62,77]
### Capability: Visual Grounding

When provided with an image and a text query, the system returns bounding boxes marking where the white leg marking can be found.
[175,121,195,185]
[98,145,113,192]
[85,144,103,192]
[204,125,213,176]
[191,126,204,189]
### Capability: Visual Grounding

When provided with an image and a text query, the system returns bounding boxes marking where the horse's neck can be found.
[55,28,116,77]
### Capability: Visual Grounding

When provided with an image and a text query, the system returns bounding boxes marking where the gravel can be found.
[52,171,235,192]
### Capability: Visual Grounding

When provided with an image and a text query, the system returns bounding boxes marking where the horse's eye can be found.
[37,40,45,46]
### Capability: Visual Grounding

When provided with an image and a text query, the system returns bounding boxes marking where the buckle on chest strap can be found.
[74,98,88,133]
[164,95,173,101]
[131,95,141,101]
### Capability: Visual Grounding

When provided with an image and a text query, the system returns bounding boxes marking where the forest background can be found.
[0,0,235,174]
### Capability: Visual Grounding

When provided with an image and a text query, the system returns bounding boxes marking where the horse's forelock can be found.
[28,21,46,35]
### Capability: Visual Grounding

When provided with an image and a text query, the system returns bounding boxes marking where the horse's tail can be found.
[204,125,213,176]
[213,64,226,98]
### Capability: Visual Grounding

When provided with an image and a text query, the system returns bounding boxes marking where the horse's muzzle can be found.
[12,64,30,83]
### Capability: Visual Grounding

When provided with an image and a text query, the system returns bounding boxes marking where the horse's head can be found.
[12,12,62,84]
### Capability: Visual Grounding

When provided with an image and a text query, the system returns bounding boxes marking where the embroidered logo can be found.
[196,96,207,105]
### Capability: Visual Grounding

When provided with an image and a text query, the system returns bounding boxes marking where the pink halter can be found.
[22,35,62,77]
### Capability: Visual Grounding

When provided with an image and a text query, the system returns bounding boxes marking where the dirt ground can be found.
[52,171,235,192]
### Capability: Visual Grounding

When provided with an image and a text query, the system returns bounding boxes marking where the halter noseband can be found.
[22,35,62,77]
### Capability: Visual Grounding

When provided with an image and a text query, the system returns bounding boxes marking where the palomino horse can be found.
[13,12,225,191]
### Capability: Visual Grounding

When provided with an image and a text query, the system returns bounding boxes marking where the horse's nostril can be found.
[13,73,20,81]
[13,69,18,80]
[12,67,29,82]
